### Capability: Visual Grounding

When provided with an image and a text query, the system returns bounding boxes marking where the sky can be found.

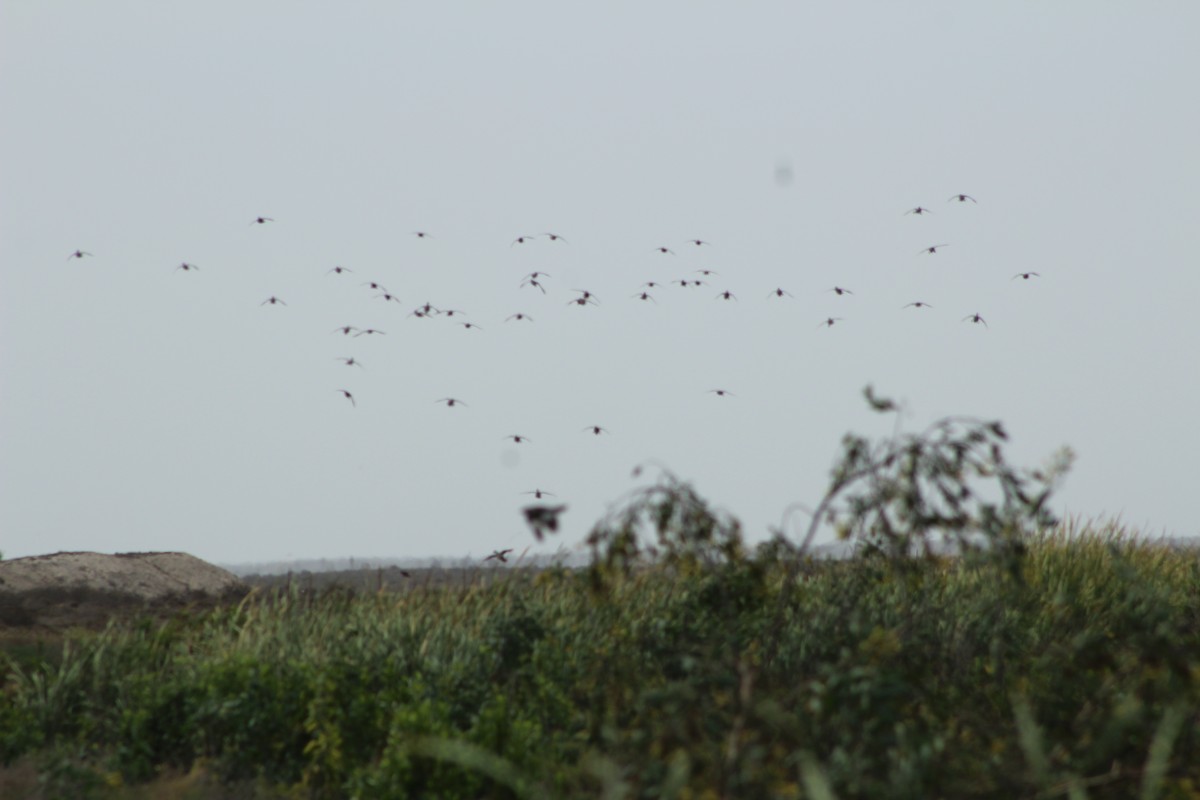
[2,3,1198,565]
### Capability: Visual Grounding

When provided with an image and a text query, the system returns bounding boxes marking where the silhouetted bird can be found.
[903,302,934,309]
[68,250,93,260]
[905,207,933,215]
[336,389,355,407]
[485,549,514,563]
[1012,272,1040,280]
[962,313,988,327]
[260,296,286,306]
[175,262,198,272]
[948,194,977,203]
[250,217,273,225]
[918,244,949,255]
[522,504,567,542]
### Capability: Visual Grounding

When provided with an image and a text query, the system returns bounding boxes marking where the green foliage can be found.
[2,389,1199,798]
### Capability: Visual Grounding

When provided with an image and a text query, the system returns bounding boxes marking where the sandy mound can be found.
[0,551,248,630]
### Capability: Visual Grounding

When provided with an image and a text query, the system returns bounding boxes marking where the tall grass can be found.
[3,391,1197,798]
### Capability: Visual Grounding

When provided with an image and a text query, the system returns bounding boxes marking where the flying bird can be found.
[354,328,386,336]
[260,296,287,306]
[767,287,794,299]
[828,286,853,296]
[903,302,934,309]
[68,250,93,260]
[336,389,356,407]
[485,549,514,563]
[413,231,433,238]
[631,292,657,302]
[543,232,568,242]
[327,266,352,275]
[362,281,389,292]
[817,317,844,328]
[905,207,933,215]
[948,194,977,203]
[962,313,988,327]
[696,269,719,277]
[506,313,533,322]
[686,239,710,247]
[504,435,531,444]
[709,389,734,397]
[511,235,537,246]
[175,262,198,272]
[654,246,675,255]
[523,504,568,542]
[1012,272,1041,280]
[437,397,467,407]
[336,357,364,368]
[250,217,274,225]
[918,244,950,255]
[583,425,609,435]
[332,326,360,336]
[523,489,555,499]
[459,322,484,331]
[715,290,737,301]
[642,281,664,289]
[375,292,403,304]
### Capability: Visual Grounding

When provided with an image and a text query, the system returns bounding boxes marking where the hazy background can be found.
[3,3,1198,565]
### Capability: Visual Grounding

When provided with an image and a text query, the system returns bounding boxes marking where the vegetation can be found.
[3,389,1199,799]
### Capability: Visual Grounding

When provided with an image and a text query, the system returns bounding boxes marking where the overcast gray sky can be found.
[2,3,1198,565]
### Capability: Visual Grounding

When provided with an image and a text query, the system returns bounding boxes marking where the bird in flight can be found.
[336,389,355,407]
[696,269,719,277]
[641,281,663,289]
[413,231,433,238]
[686,239,710,247]
[948,194,977,203]
[767,287,794,299]
[336,357,364,368]
[437,397,467,407]
[1012,272,1041,280]
[631,291,657,303]
[905,207,933,215]
[583,425,609,435]
[522,279,546,294]
[903,302,934,309]
[440,309,466,318]
[175,262,198,272]
[485,549,514,563]
[523,504,567,541]
[523,489,555,499]
[817,317,844,328]
[260,296,287,306]
[332,325,360,336]
[459,322,484,331]
[570,289,599,306]
[327,266,352,275]
[68,250,93,260]
[362,281,389,292]
[709,389,734,397]
[828,286,853,296]
[715,290,737,301]
[654,246,675,255]
[543,232,568,243]
[375,292,403,304]
[506,313,533,322]
[355,328,386,337]
[522,271,551,282]
[504,435,531,444]
[962,312,988,327]
[250,217,273,225]
[918,244,950,255]
[511,235,537,246]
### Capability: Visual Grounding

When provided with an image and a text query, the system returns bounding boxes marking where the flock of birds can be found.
[66,192,1040,562]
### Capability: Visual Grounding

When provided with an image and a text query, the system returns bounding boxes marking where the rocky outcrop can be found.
[0,551,248,630]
